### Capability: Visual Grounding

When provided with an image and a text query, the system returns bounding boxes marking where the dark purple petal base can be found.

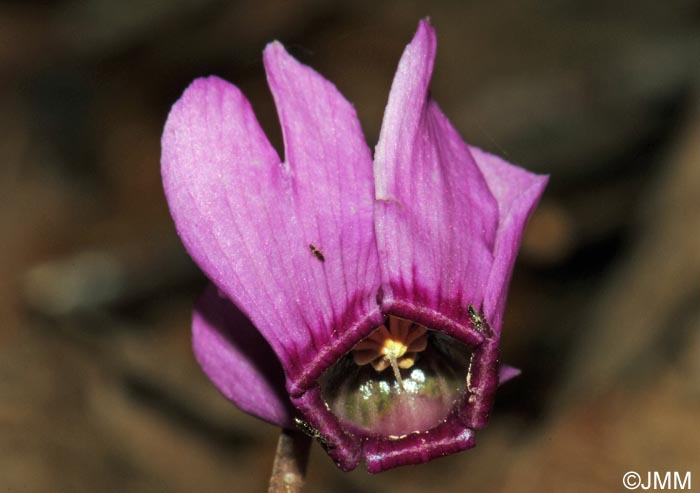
[290,289,500,472]
[293,384,485,472]
[364,419,475,473]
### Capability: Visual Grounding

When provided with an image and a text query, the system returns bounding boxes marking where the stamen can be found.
[351,316,429,380]
[387,353,405,390]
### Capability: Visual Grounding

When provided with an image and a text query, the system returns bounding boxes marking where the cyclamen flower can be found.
[162,19,547,473]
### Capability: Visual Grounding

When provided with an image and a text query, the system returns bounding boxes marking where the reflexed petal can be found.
[374,19,499,334]
[456,149,545,429]
[162,56,381,392]
[469,146,548,332]
[192,285,294,427]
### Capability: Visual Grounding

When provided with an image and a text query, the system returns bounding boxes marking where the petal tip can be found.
[263,39,286,59]
[527,172,550,207]
[412,17,437,51]
[182,75,232,99]
[498,364,522,386]
[417,16,434,32]
[164,75,242,130]
[263,40,299,75]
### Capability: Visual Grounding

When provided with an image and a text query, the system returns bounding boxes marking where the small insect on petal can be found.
[468,304,494,338]
[309,244,325,262]
[294,417,331,449]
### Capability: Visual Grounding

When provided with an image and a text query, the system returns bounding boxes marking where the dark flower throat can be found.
[319,316,473,437]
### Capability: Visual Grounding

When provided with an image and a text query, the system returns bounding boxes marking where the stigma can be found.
[351,316,429,385]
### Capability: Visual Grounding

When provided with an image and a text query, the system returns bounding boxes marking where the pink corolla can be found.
[161,19,547,473]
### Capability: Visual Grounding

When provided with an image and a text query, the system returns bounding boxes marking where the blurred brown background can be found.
[2,1,699,491]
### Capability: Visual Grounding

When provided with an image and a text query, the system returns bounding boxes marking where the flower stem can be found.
[268,428,312,493]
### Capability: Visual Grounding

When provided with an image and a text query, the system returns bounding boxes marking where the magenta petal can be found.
[193,284,294,427]
[373,19,499,341]
[261,43,384,392]
[470,146,548,332]
[456,149,545,429]
[162,64,381,392]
